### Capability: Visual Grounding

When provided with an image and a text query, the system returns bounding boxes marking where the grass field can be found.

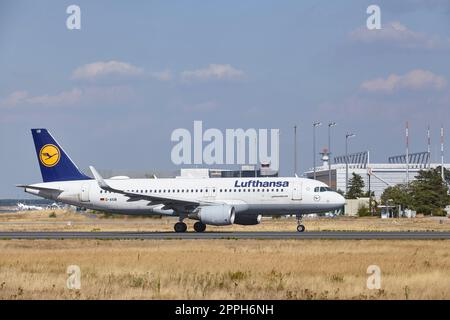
[1,209,450,232]
[0,239,449,300]
[1,210,449,300]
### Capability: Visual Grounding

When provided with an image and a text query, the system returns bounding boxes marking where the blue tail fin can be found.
[31,129,92,182]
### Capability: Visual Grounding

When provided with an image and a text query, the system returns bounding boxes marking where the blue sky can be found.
[1,1,450,197]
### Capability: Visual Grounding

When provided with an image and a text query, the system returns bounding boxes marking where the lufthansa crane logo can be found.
[39,144,60,167]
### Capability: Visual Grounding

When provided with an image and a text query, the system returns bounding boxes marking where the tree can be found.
[410,168,450,216]
[346,173,365,199]
[437,166,450,186]
[380,184,412,210]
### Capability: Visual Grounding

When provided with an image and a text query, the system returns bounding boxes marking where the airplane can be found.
[46,202,62,210]
[16,202,44,211]
[17,129,346,232]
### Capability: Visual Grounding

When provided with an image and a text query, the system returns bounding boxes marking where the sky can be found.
[1,0,450,198]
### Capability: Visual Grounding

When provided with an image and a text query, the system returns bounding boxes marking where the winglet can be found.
[89,166,110,189]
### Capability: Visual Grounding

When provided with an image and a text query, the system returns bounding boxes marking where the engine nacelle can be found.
[197,205,235,226]
[234,214,262,226]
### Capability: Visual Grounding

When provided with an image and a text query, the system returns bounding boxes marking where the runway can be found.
[1,231,450,240]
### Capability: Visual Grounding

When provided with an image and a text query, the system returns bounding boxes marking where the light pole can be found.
[328,122,337,189]
[313,121,322,179]
[294,125,298,176]
[345,132,356,195]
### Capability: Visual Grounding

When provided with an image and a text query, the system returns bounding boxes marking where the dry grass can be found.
[0,239,449,299]
[1,209,450,232]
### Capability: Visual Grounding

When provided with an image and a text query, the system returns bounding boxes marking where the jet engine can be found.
[234,214,262,226]
[196,205,235,226]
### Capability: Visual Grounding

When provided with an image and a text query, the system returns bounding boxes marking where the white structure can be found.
[344,197,370,216]
[305,162,450,199]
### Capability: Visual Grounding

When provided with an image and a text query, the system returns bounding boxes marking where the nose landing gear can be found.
[296,214,305,232]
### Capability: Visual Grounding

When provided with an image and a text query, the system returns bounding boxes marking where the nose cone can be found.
[333,192,346,208]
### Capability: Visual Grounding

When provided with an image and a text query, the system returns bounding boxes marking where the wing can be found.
[89,166,210,211]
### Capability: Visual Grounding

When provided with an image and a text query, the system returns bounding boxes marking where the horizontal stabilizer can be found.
[16,184,61,192]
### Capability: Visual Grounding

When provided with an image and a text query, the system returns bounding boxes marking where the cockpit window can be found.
[315,186,333,192]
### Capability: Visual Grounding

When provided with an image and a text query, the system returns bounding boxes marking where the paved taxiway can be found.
[1,231,450,240]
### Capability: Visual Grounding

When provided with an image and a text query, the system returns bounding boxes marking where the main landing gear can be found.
[194,221,206,233]
[174,221,187,233]
[173,218,207,233]
[296,214,305,232]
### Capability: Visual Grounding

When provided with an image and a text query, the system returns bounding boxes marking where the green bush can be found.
[357,205,371,217]
[431,208,447,216]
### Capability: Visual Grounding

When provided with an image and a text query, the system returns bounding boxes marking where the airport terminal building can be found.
[304,151,450,199]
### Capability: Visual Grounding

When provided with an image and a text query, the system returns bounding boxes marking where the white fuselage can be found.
[25,177,345,216]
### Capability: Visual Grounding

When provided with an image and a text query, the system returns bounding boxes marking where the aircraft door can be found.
[292,182,302,200]
[80,184,90,202]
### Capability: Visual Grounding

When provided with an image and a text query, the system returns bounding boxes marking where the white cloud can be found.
[151,69,172,81]
[0,89,82,108]
[27,88,83,106]
[360,69,447,93]
[350,21,450,50]
[0,90,29,107]
[0,86,134,108]
[180,64,244,82]
[72,60,144,80]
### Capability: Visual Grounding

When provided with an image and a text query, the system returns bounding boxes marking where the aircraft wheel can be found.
[297,224,305,232]
[174,222,187,233]
[193,222,206,233]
